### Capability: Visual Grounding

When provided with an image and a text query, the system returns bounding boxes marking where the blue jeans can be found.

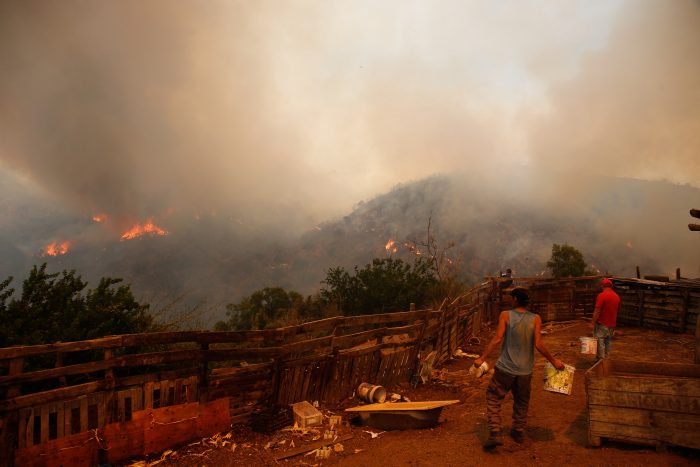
[594,324,614,359]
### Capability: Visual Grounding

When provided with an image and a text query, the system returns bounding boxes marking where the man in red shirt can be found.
[589,278,621,360]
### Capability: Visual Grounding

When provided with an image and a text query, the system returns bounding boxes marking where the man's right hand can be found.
[473,357,484,367]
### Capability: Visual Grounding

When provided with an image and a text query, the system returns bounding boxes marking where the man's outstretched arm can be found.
[474,311,507,367]
[534,315,565,370]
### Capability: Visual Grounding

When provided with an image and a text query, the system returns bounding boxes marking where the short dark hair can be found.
[510,287,529,307]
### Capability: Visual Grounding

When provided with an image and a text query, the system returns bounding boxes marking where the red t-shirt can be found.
[595,288,620,327]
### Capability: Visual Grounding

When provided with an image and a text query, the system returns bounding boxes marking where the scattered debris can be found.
[333,443,345,452]
[388,392,411,403]
[419,351,437,384]
[364,430,384,439]
[273,433,354,461]
[329,415,343,429]
[453,348,480,359]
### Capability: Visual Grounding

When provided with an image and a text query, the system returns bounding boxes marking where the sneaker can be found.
[484,431,504,449]
[510,429,525,443]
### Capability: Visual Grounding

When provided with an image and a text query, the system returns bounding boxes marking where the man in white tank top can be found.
[474,287,564,448]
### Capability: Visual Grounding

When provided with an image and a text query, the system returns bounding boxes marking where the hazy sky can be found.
[1,0,698,233]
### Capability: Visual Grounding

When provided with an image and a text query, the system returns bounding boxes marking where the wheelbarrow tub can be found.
[345,400,459,430]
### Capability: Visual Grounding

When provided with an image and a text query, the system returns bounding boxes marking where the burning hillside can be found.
[121,219,169,241]
[43,241,71,257]
[1,171,699,322]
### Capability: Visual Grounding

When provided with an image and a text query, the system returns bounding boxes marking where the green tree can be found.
[320,257,438,315]
[546,244,595,278]
[0,264,156,347]
[217,287,305,331]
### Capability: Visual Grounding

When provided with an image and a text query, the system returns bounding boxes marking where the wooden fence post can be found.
[637,290,645,328]
[679,290,690,333]
[410,309,432,384]
[199,343,209,404]
[1,357,24,467]
[695,311,700,364]
[103,349,116,424]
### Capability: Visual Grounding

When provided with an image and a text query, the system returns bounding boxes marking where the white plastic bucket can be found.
[579,336,597,355]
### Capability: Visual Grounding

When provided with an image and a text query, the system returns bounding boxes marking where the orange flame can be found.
[44,241,71,256]
[385,239,395,250]
[92,214,107,223]
[120,219,168,241]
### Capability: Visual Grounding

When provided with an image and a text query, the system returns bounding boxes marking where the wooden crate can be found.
[585,359,700,450]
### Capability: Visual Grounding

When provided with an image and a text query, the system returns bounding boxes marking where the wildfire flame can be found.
[385,239,395,250]
[43,241,71,256]
[92,214,107,223]
[121,219,168,241]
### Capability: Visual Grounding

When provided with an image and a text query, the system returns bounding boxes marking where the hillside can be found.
[1,170,699,321]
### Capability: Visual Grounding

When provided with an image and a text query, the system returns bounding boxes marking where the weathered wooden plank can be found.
[587,375,700,397]
[332,328,385,350]
[204,347,280,360]
[79,397,88,432]
[63,401,72,438]
[610,360,700,379]
[0,337,123,360]
[0,381,106,412]
[103,415,146,464]
[282,336,334,354]
[590,416,700,449]
[587,389,700,414]
[589,405,651,425]
[39,404,49,444]
[0,350,200,387]
[340,310,425,328]
[14,430,100,467]
[117,366,199,389]
[300,364,313,402]
[55,403,65,440]
[17,409,30,449]
[274,433,354,460]
[143,398,230,456]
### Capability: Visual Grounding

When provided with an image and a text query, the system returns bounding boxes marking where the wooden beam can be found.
[690,208,700,219]
[696,309,700,364]
[0,381,105,412]
[689,223,700,232]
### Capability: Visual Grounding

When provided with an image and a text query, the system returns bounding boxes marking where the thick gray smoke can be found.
[0,1,699,311]
[4,1,697,235]
[527,0,700,189]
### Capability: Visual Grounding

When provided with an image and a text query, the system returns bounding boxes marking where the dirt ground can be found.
[139,321,699,467]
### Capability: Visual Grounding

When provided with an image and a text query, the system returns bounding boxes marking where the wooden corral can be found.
[612,278,700,334]
[0,275,698,465]
[585,359,700,450]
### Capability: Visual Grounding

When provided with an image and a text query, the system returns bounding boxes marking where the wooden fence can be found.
[0,275,697,466]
